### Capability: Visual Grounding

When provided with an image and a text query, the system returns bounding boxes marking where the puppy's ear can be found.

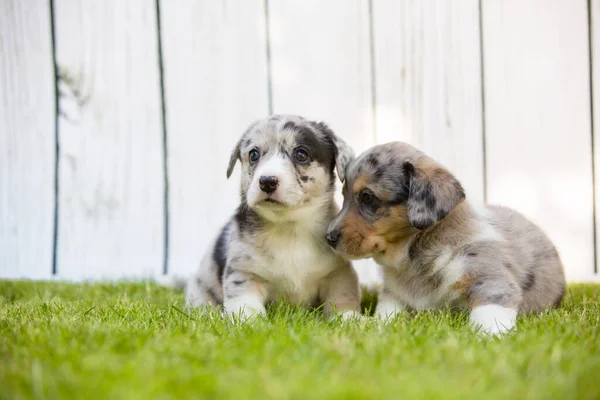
[226,138,242,179]
[332,135,354,183]
[403,160,465,230]
[312,121,355,182]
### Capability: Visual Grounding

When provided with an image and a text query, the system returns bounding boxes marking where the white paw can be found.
[470,304,517,336]
[224,296,266,322]
[339,310,366,322]
[374,300,405,321]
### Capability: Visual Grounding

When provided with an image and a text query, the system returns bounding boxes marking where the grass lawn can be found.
[0,281,599,400]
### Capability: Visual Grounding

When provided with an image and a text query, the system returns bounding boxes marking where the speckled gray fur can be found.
[185,115,360,319]
[327,142,565,334]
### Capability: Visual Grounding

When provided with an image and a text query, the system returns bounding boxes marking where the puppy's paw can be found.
[470,304,517,336]
[224,297,266,323]
[339,309,366,322]
[327,309,369,327]
[225,305,266,323]
[374,300,406,322]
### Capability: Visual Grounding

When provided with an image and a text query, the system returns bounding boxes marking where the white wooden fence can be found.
[1,0,599,282]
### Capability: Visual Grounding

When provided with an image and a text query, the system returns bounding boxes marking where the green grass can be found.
[1,281,599,400]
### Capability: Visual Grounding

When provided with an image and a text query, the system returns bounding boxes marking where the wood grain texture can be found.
[53,0,164,279]
[483,0,596,281]
[269,0,379,287]
[269,0,374,151]
[371,0,484,203]
[0,0,56,279]
[591,0,600,280]
[160,0,270,276]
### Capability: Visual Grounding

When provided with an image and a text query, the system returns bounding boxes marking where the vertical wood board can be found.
[590,0,600,280]
[53,0,165,279]
[160,0,270,275]
[371,0,484,203]
[269,0,374,151]
[483,0,596,281]
[0,0,56,279]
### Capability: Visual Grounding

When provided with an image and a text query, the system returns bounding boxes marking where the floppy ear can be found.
[226,138,242,179]
[312,121,355,182]
[403,161,465,230]
[331,134,354,183]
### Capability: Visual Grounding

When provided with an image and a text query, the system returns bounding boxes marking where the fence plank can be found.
[269,0,374,150]
[591,0,600,280]
[483,0,596,281]
[371,0,484,203]
[0,0,56,279]
[160,0,270,276]
[268,0,379,287]
[53,1,164,279]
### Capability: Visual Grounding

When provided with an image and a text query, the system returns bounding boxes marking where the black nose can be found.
[259,175,279,194]
[326,230,341,247]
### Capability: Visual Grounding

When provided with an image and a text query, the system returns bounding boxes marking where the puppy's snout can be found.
[259,175,279,194]
[326,229,341,248]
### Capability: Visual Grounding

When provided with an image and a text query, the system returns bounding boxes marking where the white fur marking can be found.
[433,248,454,273]
[439,255,466,289]
[244,214,339,304]
[398,251,465,310]
[248,154,300,207]
[471,204,503,242]
[185,286,212,307]
[474,223,503,243]
[224,294,266,321]
[338,310,364,322]
[470,304,517,335]
[374,298,405,320]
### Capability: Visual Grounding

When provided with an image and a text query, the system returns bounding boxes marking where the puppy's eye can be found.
[294,149,309,163]
[249,149,260,163]
[359,191,376,206]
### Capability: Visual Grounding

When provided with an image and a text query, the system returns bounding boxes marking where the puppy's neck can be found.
[375,201,476,269]
[251,195,334,235]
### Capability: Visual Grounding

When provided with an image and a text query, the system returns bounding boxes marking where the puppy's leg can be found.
[374,270,407,320]
[223,271,267,321]
[468,275,522,336]
[375,288,407,320]
[185,276,222,308]
[185,253,223,308]
[319,262,361,320]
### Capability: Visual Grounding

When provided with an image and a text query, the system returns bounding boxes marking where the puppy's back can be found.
[486,205,566,313]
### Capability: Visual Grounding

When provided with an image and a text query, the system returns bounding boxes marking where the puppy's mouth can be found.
[330,238,379,260]
[257,197,287,207]
[332,247,373,261]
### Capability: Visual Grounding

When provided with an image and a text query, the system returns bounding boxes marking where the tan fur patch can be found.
[415,158,437,173]
[352,174,369,195]
[371,206,415,242]
[452,276,480,308]
[339,208,376,256]
[339,204,416,257]
[452,276,475,296]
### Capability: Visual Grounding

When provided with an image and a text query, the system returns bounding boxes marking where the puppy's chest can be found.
[255,231,337,303]
[388,249,465,310]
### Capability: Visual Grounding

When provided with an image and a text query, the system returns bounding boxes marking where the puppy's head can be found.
[326,142,465,258]
[227,115,354,220]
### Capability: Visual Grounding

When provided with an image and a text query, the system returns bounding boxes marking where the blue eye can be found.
[294,149,309,163]
[249,149,260,163]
